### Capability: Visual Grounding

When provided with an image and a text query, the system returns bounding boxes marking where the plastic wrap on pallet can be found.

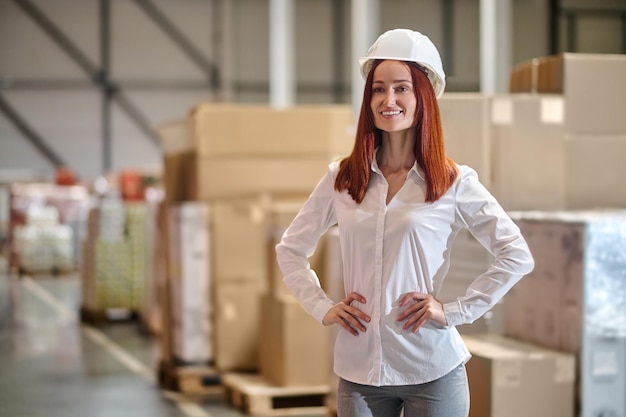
[510,210,626,337]
[585,217,626,338]
[505,210,626,417]
[98,196,126,242]
[14,206,75,273]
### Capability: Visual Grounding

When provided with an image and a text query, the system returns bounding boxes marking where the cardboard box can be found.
[323,227,343,393]
[439,94,492,189]
[156,119,193,156]
[162,150,197,203]
[509,58,538,93]
[564,134,626,209]
[213,280,266,371]
[266,201,329,296]
[463,334,575,417]
[157,119,198,203]
[259,294,330,386]
[197,156,336,200]
[266,209,300,297]
[490,95,566,210]
[210,197,307,284]
[210,198,269,282]
[189,103,355,157]
[509,53,626,134]
[557,54,626,135]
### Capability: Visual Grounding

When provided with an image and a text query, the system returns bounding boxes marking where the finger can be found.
[402,309,426,330]
[340,311,368,332]
[398,292,427,307]
[339,317,360,336]
[411,315,430,333]
[396,303,415,321]
[344,292,367,305]
[396,301,422,321]
[344,306,371,323]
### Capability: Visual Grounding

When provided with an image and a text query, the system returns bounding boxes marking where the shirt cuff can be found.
[311,298,336,324]
[443,301,463,328]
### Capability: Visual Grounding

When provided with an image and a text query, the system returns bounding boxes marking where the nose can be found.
[383,90,396,105]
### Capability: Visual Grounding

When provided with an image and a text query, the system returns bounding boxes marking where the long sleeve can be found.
[275,164,339,323]
[443,168,535,327]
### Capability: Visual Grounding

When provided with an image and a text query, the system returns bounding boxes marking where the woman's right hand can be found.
[322,292,371,336]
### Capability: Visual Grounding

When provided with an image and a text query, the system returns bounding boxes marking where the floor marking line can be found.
[81,325,155,382]
[21,276,213,417]
[21,277,75,322]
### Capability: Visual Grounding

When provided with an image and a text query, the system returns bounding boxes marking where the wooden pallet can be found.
[79,307,139,325]
[158,361,222,396]
[222,372,329,416]
[17,266,76,278]
[325,393,337,417]
[176,365,222,395]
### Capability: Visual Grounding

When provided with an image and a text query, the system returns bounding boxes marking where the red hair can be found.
[334,60,458,203]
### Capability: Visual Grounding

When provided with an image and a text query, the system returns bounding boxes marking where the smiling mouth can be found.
[381,110,402,116]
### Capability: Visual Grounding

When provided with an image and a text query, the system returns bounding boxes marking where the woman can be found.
[275,28,534,417]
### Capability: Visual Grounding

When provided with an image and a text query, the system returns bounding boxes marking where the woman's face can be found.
[370,60,417,133]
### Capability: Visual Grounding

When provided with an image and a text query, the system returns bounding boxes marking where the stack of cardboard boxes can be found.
[157,104,355,385]
[495,54,626,417]
[499,53,626,211]
[434,54,626,417]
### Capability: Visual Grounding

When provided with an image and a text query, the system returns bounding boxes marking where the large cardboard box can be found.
[490,96,626,210]
[156,119,193,156]
[210,197,308,284]
[259,294,330,387]
[555,54,626,135]
[324,227,343,402]
[197,156,335,200]
[213,280,266,371]
[439,94,492,190]
[210,198,269,282]
[190,103,355,157]
[490,95,566,210]
[463,334,576,417]
[156,120,197,203]
[266,201,329,296]
[162,151,197,203]
[564,134,626,209]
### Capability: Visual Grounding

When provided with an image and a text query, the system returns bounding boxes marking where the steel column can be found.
[100,0,112,173]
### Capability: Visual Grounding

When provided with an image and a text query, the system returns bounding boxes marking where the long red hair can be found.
[334,59,458,203]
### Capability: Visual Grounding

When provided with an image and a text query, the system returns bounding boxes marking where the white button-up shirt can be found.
[275,157,534,386]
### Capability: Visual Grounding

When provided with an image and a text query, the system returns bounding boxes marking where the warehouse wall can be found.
[0,0,621,182]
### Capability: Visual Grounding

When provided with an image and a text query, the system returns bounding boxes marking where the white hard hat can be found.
[359,28,446,99]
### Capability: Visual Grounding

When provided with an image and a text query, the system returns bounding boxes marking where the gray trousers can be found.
[337,364,469,417]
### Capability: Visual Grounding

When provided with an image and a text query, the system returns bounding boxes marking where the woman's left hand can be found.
[396,292,448,332]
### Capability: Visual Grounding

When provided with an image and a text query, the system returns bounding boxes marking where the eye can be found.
[395,85,410,93]
[372,87,385,94]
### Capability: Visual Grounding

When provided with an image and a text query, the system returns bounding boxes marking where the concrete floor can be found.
[0,258,325,417]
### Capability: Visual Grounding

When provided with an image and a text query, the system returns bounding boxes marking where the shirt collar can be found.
[371,147,426,181]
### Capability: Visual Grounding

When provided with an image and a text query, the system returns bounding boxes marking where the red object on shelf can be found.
[55,166,77,186]
[120,170,145,201]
